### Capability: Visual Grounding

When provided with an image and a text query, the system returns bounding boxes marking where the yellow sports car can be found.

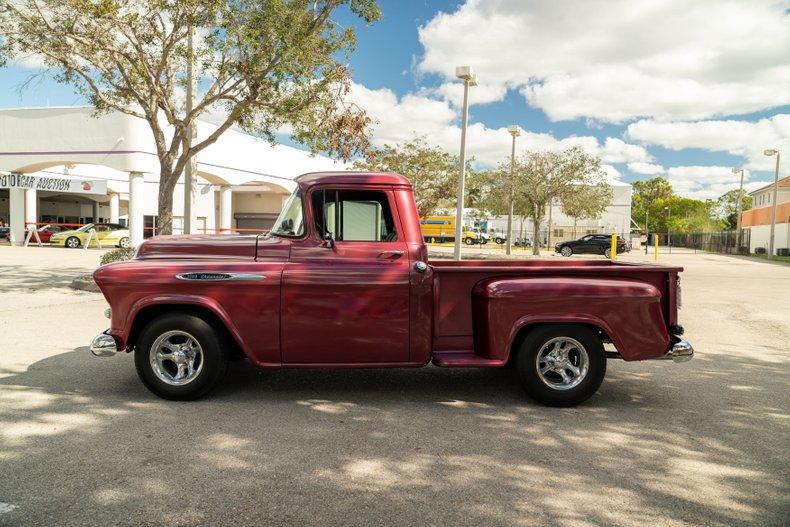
[49,223,131,249]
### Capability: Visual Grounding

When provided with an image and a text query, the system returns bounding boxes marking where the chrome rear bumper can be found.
[90,331,119,357]
[660,339,694,363]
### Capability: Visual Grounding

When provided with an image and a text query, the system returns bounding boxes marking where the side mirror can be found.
[321,231,335,249]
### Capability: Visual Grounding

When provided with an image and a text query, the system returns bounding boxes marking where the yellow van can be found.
[420,215,481,244]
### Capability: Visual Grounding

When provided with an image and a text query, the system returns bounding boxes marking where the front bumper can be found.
[659,339,694,363]
[90,331,120,357]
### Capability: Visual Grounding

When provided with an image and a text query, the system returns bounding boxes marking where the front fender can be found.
[472,277,670,361]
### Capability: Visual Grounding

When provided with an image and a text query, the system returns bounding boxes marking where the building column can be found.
[128,172,145,247]
[25,188,37,230]
[109,193,120,223]
[219,185,232,233]
[9,187,25,245]
[92,200,100,223]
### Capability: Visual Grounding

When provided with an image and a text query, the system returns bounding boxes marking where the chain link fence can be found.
[648,230,750,254]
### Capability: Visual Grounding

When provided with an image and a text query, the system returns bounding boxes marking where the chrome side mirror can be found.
[321,232,335,249]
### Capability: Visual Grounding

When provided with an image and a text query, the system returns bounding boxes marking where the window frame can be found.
[309,186,402,243]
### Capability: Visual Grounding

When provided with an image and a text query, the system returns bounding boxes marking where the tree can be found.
[715,189,753,230]
[561,183,613,238]
[353,136,465,217]
[492,147,606,255]
[632,177,673,232]
[1,0,381,234]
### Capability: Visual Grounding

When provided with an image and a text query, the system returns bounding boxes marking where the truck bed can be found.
[429,258,682,363]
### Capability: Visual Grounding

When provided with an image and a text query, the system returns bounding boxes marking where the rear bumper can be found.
[90,331,120,357]
[659,339,694,362]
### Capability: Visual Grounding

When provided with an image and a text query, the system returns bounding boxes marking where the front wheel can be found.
[495,237,505,244]
[464,237,474,245]
[118,237,130,248]
[134,312,229,400]
[604,248,612,258]
[65,236,81,249]
[560,246,572,257]
[516,324,606,407]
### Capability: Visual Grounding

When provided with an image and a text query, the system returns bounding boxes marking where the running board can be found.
[432,352,507,368]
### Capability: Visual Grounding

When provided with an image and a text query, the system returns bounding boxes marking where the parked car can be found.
[555,234,628,258]
[50,223,130,248]
[0,226,9,241]
[33,224,74,243]
[513,237,533,247]
[91,172,692,406]
[493,233,507,244]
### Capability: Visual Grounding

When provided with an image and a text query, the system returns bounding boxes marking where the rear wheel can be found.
[516,324,606,407]
[495,237,505,244]
[604,248,612,258]
[134,312,229,400]
[65,236,80,249]
[119,237,130,248]
[560,246,572,257]
[464,237,474,245]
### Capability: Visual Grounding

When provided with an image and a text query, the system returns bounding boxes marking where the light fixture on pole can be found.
[453,66,477,261]
[763,149,781,257]
[732,167,745,253]
[506,125,521,256]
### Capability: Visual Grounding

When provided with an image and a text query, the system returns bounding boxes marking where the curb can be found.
[70,274,101,293]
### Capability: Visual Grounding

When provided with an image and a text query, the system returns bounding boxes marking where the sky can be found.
[1,0,789,200]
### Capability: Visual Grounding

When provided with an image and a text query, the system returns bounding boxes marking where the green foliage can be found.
[1,0,381,234]
[561,183,613,226]
[353,136,468,217]
[715,189,753,229]
[100,246,136,265]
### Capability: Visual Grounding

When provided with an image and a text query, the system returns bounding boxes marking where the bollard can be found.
[654,235,658,261]
[610,233,617,260]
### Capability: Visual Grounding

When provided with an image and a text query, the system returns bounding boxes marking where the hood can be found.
[134,233,292,261]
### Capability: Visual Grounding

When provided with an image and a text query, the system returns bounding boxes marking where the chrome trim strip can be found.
[175,272,265,281]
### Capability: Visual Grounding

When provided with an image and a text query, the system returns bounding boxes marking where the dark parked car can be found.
[555,234,628,258]
[0,226,9,241]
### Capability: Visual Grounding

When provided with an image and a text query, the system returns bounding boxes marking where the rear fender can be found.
[472,277,670,361]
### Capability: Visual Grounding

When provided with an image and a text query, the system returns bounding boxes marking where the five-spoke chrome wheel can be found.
[535,336,589,391]
[149,330,204,386]
[560,246,572,257]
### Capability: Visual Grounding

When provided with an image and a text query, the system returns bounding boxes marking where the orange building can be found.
[741,176,790,255]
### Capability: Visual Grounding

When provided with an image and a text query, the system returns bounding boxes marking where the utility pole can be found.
[763,149,781,257]
[732,167,745,253]
[506,125,520,255]
[183,22,197,235]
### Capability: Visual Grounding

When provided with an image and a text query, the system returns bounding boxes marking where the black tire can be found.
[560,246,573,257]
[516,324,606,407]
[495,237,505,244]
[65,236,81,249]
[604,248,612,259]
[119,237,130,248]
[134,312,229,400]
[464,237,474,245]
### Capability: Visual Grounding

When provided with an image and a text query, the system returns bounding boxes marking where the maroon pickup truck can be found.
[91,171,692,406]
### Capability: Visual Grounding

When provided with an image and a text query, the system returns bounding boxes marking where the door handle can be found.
[378,250,404,259]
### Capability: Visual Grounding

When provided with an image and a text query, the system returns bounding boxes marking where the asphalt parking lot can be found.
[1,245,788,526]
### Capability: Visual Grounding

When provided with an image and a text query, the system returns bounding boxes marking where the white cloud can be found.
[418,0,790,122]
[664,166,767,200]
[626,114,790,173]
[628,162,665,175]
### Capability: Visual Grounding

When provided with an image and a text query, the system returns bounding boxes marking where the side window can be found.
[312,189,398,242]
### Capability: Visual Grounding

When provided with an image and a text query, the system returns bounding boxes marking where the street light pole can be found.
[732,167,745,253]
[183,22,197,235]
[506,125,520,256]
[665,206,671,253]
[453,66,477,261]
[763,149,781,257]
[644,208,649,254]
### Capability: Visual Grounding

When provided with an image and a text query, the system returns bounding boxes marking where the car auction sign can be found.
[0,172,107,195]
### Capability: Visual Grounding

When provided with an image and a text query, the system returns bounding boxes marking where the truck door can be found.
[282,186,411,364]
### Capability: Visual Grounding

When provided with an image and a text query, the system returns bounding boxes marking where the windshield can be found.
[76,223,94,232]
[270,190,305,237]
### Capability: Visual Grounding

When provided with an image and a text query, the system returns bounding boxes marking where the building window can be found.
[553,228,564,238]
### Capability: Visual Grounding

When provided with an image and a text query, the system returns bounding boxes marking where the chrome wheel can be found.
[66,236,80,248]
[561,246,572,257]
[119,237,130,248]
[535,337,589,391]
[149,330,204,386]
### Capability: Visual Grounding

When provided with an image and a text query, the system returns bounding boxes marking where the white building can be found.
[741,176,790,255]
[0,107,346,245]
[486,178,634,243]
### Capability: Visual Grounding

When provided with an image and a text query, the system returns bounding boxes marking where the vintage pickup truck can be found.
[91,171,693,406]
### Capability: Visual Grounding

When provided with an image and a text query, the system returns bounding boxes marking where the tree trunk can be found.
[156,167,178,235]
[573,218,577,238]
[532,212,541,256]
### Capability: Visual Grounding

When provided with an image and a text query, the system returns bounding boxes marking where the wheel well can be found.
[507,322,612,366]
[127,304,244,358]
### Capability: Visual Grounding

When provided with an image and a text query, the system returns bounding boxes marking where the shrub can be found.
[101,247,136,265]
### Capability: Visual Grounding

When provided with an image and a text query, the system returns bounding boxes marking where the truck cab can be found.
[92,171,692,406]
